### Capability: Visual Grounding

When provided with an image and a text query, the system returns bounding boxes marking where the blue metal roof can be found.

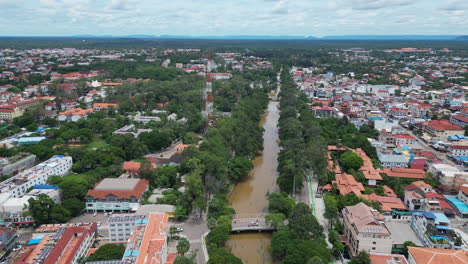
[433,213,450,224]
[124,250,132,257]
[34,184,58,190]
[436,225,452,230]
[423,212,436,219]
[445,197,468,214]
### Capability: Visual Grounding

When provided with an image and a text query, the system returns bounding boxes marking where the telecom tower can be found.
[201,51,214,123]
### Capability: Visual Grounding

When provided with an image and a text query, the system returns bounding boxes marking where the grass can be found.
[87,139,108,150]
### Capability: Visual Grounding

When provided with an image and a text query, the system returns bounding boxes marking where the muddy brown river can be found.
[226,99,280,264]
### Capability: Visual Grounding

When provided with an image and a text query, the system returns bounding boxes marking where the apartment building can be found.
[122,213,169,264]
[342,202,392,257]
[423,120,463,141]
[107,214,147,242]
[0,155,72,198]
[378,153,409,168]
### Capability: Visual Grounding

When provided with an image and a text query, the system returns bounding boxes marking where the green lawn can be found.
[87,139,108,150]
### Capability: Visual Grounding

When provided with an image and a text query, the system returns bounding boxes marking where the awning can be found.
[436,225,452,230]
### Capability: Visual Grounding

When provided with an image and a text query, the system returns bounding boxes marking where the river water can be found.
[226,99,280,264]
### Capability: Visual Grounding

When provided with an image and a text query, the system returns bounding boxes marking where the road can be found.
[172,214,209,264]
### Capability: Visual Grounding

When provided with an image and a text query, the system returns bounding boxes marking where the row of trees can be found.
[267,193,332,264]
[276,70,328,194]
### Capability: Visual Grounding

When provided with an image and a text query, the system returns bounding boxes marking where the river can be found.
[226,98,280,264]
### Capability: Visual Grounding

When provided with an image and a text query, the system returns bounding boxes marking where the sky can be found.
[0,0,467,36]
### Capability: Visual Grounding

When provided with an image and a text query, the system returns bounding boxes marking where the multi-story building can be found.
[342,202,392,257]
[423,120,463,141]
[393,134,418,146]
[14,223,97,264]
[85,178,149,212]
[0,155,72,198]
[458,185,468,204]
[388,107,409,119]
[122,213,169,264]
[407,247,468,264]
[0,106,23,120]
[107,214,147,242]
[449,144,468,157]
[404,181,434,211]
[410,212,462,249]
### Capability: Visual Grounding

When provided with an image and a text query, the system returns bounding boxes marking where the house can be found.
[410,212,462,249]
[407,247,468,264]
[312,106,335,118]
[458,185,468,204]
[58,108,94,122]
[93,103,118,111]
[423,120,463,141]
[342,202,392,257]
[388,107,409,119]
[404,181,434,211]
[85,178,149,212]
[321,173,365,196]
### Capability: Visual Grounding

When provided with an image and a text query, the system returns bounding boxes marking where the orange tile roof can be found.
[426,120,463,131]
[408,247,468,264]
[86,179,149,200]
[370,254,408,264]
[59,107,94,117]
[93,103,118,109]
[123,161,141,171]
[381,168,425,179]
[333,173,365,195]
[364,193,406,212]
[135,214,169,264]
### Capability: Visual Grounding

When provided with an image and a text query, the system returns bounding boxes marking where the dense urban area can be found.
[0,38,466,264]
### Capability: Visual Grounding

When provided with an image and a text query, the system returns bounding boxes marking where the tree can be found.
[183,132,199,145]
[265,213,287,230]
[63,198,85,217]
[289,203,323,240]
[268,192,296,217]
[155,165,179,188]
[307,256,324,264]
[340,151,363,172]
[25,194,55,226]
[87,244,125,261]
[177,237,190,256]
[227,156,252,181]
[402,241,417,257]
[50,205,71,223]
[350,251,371,264]
[323,194,338,228]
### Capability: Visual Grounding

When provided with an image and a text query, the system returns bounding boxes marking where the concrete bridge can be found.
[229,213,276,232]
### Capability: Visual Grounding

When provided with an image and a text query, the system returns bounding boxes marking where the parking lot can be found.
[69,211,114,239]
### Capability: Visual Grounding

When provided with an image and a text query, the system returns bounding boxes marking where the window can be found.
[373,241,376,244]
[372,247,376,250]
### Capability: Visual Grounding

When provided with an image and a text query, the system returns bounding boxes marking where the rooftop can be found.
[95,178,140,191]
[408,247,468,264]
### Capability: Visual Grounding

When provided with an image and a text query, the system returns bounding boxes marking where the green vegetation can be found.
[24,194,71,225]
[86,244,125,262]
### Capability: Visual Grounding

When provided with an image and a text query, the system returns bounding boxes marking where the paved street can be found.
[172,214,209,264]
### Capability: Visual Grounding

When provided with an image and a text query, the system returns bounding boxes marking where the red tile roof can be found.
[381,168,425,179]
[408,247,468,264]
[86,179,149,200]
[426,120,463,131]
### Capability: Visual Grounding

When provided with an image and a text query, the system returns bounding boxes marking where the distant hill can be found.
[321,35,463,40]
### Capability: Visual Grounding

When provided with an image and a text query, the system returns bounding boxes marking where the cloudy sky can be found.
[0,0,467,36]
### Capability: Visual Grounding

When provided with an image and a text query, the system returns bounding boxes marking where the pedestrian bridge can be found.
[228,213,276,232]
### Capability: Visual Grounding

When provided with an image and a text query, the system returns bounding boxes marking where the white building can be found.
[450,145,468,157]
[0,155,72,198]
[378,153,409,168]
[107,214,147,242]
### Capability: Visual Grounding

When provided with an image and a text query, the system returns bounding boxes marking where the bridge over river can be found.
[229,213,276,232]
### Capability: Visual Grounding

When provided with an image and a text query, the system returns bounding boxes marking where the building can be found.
[0,155,72,198]
[450,144,468,157]
[393,134,417,146]
[0,227,17,251]
[450,115,468,128]
[93,103,118,111]
[404,181,434,211]
[321,173,365,196]
[458,185,468,204]
[0,153,36,176]
[122,213,169,264]
[17,137,47,146]
[342,202,392,257]
[382,168,425,180]
[108,214,147,242]
[369,254,408,264]
[410,212,462,249]
[378,153,409,168]
[0,185,61,225]
[427,163,468,188]
[423,120,463,141]
[85,178,149,212]
[58,108,94,122]
[0,106,23,120]
[407,247,468,264]
[14,223,97,264]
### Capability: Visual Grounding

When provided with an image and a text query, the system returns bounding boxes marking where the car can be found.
[176,227,184,232]
[93,212,97,217]
[97,221,102,227]
[97,234,104,237]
